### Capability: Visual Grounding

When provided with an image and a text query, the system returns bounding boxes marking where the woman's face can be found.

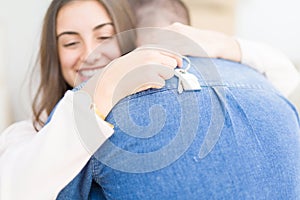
[56,0,121,87]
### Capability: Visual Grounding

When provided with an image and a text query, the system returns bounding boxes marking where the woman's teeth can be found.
[79,68,101,78]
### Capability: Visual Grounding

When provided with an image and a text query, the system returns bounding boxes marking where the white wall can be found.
[236,0,300,68]
[0,25,12,132]
[0,1,51,125]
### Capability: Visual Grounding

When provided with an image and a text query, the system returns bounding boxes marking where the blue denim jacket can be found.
[57,58,300,200]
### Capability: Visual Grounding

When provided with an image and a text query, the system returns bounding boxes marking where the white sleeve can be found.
[236,38,300,97]
[0,90,114,200]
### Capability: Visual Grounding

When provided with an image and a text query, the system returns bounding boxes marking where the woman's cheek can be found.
[60,49,80,69]
[102,38,122,60]
[59,49,81,86]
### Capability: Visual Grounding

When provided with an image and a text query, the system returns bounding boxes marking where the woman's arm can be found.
[165,23,300,97]
[0,48,181,200]
[237,38,300,97]
[0,91,114,200]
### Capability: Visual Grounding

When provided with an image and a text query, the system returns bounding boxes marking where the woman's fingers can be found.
[134,47,183,68]
[133,76,166,93]
[87,48,183,116]
[159,50,183,68]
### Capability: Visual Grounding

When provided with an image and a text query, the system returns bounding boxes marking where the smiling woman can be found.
[56,1,121,86]
[0,0,184,199]
[33,0,136,129]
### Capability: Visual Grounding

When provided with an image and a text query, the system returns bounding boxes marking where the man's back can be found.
[58,58,300,199]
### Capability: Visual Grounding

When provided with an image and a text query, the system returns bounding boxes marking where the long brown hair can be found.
[32,0,136,130]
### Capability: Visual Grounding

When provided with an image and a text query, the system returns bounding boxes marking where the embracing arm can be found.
[0,91,114,200]
[237,38,300,97]
[166,23,300,97]
[0,49,181,200]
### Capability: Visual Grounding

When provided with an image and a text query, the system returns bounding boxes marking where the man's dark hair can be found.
[128,0,191,27]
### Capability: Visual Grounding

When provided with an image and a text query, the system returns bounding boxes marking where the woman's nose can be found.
[82,42,102,65]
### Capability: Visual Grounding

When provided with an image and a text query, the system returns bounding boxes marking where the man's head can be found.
[129,0,190,28]
[128,0,191,47]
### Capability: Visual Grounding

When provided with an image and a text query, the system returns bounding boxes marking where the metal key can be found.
[174,69,201,94]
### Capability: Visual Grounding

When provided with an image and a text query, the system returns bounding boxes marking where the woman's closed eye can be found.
[97,35,113,41]
[94,22,115,42]
[63,41,80,48]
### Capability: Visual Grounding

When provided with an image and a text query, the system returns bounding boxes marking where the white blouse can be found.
[238,38,300,97]
[0,91,113,200]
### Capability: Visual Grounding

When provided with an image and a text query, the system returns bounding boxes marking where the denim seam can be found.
[128,85,273,97]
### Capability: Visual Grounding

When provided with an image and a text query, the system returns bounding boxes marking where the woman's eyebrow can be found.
[56,22,114,39]
[93,22,114,31]
[57,31,78,39]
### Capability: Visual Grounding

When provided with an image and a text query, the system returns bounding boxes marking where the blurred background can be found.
[0,0,299,132]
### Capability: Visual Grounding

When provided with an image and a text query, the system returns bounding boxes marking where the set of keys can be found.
[135,45,201,94]
[174,56,201,94]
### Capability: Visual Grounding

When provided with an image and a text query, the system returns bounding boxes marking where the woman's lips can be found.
[77,67,104,81]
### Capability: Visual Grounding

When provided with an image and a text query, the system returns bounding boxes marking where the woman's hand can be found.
[82,48,182,117]
[165,22,242,62]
